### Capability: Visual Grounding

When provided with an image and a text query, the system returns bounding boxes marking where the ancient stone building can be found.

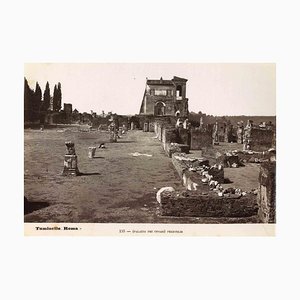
[63,103,73,124]
[243,120,275,151]
[64,103,73,115]
[139,76,189,118]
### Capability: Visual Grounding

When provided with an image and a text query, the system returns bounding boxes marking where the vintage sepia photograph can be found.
[24,63,276,235]
[4,0,300,299]
[4,0,299,299]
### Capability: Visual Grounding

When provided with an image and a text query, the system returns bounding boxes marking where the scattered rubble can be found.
[165,142,189,157]
[216,148,275,166]
[171,152,260,199]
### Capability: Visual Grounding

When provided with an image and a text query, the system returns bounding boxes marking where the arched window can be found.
[154,102,165,116]
[176,85,182,97]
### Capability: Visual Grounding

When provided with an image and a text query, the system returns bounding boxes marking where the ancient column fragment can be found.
[257,162,276,223]
[88,147,96,158]
[62,141,80,176]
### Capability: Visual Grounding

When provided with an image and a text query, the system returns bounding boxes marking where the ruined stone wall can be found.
[117,115,130,129]
[174,99,189,117]
[224,124,237,143]
[190,129,213,150]
[272,129,276,148]
[137,115,155,132]
[171,155,210,181]
[244,128,274,151]
[165,143,190,157]
[156,122,165,141]
[257,162,276,223]
[154,117,176,138]
[162,127,178,151]
[155,122,191,156]
[177,128,190,146]
[160,190,258,218]
[45,112,66,124]
[216,123,227,142]
[144,95,176,115]
[237,126,244,144]
[132,115,176,131]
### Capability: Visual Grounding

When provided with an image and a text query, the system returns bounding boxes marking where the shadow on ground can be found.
[78,172,101,176]
[24,196,49,215]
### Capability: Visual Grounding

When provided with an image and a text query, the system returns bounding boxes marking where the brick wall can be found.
[190,129,213,150]
[178,128,191,146]
[244,128,274,151]
[162,127,178,151]
[237,126,244,143]
[144,95,176,115]
[160,190,258,218]
[257,162,276,223]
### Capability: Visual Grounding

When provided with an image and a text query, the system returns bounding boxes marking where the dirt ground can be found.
[24,129,260,223]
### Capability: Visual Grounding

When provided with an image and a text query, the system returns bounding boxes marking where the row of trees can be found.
[24,78,62,122]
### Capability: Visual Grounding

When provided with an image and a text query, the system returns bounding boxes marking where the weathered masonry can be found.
[139,76,189,118]
[257,162,276,223]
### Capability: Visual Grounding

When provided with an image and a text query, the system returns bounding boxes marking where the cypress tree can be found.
[24,78,31,121]
[57,82,62,112]
[24,77,35,122]
[43,81,51,111]
[53,84,58,111]
[33,82,42,121]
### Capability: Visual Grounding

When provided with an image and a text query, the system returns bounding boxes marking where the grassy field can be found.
[24,129,260,223]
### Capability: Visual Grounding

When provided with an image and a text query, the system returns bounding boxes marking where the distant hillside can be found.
[189,112,276,126]
[224,115,276,126]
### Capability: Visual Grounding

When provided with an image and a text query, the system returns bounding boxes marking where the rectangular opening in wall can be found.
[154,90,167,96]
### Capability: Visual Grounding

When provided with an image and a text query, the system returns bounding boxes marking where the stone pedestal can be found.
[121,124,127,134]
[88,147,96,158]
[212,122,219,145]
[63,155,79,175]
[237,123,244,144]
[109,132,117,142]
[62,141,80,176]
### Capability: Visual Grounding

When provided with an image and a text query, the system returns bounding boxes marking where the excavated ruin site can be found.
[24,121,275,224]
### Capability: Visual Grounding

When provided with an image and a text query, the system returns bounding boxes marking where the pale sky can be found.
[24,63,275,116]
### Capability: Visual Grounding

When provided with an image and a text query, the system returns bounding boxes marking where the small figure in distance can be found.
[99,143,106,149]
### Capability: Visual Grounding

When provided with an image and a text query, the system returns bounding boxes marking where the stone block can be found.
[172,155,209,177]
[208,166,224,183]
[88,147,96,158]
[178,128,190,146]
[143,122,149,132]
[160,190,258,218]
[165,143,190,158]
[244,128,274,151]
[190,129,213,150]
[62,154,80,176]
[257,162,276,223]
